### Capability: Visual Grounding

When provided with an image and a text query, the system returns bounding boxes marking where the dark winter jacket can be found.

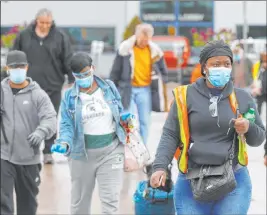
[153,78,266,172]
[12,22,74,94]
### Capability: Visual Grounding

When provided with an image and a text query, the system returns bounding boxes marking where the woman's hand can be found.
[264,155,267,166]
[51,142,68,154]
[150,170,167,188]
[232,118,250,135]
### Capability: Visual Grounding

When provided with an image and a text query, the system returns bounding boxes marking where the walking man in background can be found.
[12,8,74,164]
[251,50,267,115]
[231,45,254,92]
[110,23,168,145]
[1,50,57,214]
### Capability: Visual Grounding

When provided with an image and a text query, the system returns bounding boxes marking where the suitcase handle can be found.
[150,189,169,205]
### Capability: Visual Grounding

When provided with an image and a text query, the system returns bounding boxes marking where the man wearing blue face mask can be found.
[0,50,57,215]
[231,45,253,92]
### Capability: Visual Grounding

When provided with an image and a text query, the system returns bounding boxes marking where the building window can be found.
[140,0,175,22]
[179,0,213,22]
[60,27,115,52]
[236,25,267,39]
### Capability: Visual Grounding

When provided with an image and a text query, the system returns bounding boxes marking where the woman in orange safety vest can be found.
[149,40,266,214]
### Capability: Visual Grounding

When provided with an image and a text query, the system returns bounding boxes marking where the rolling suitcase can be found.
[133,180,175,215]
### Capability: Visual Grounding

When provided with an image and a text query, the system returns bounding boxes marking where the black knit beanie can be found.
[199,40,233,76]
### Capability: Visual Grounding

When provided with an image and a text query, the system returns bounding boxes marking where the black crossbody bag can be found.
[186,109,240,202]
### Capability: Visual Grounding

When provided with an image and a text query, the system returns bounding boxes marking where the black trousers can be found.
[256,94,266,115]
[43,91,61,154]
[0,159,41,215]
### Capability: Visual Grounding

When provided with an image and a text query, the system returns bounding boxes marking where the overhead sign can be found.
[179,0,213,22]
[140,0,175,22]
[142,14,175,22]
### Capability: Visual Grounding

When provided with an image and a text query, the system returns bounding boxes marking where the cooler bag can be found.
[133,180,175,215]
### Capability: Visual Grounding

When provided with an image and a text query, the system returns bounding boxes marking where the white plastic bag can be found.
[124,145,139,172]
[123,115,151,172]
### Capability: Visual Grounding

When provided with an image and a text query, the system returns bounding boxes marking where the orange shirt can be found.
[132,46,152,87]
[190,63,202,83]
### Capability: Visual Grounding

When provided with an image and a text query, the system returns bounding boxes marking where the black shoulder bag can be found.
[185,109,240,202]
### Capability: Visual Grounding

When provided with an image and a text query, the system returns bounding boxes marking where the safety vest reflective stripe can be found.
[173,85,189,173]
[173,85,248,173]
[228,89,248,166]
[252,61,261,80]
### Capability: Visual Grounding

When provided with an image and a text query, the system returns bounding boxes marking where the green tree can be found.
[122,16,142,41]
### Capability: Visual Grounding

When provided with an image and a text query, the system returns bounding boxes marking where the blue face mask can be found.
[233,54,241,62]
[9,68,27,84]
[207,67,232,88]
[74,75,93,88]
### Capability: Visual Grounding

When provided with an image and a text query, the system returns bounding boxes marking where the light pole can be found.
[242,1,248,58]
[124,1,128,28]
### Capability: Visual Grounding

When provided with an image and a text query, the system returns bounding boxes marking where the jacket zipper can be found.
[9,94,16,161]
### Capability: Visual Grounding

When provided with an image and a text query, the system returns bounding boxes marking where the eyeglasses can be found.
[72,70,92,79]
[209,96,219,117]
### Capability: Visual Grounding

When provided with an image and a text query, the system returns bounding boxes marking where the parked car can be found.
[152,36,190,83]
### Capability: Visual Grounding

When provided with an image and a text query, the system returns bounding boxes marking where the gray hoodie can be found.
[1,78,57,165]
[153,78,266,172]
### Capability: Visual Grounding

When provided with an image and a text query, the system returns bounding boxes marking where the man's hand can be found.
[27,132,44,147]
[264,155,267,166]
[150,170,167,188]
[232,118,250,135]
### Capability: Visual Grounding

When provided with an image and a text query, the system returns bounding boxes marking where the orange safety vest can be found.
[252,61,261,80]
[173,85,248,173]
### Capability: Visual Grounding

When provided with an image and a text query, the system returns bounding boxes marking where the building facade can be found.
[1,1,266,51]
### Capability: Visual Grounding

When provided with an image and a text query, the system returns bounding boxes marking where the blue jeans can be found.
[126,87,151,144]
[174,167,252,215]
